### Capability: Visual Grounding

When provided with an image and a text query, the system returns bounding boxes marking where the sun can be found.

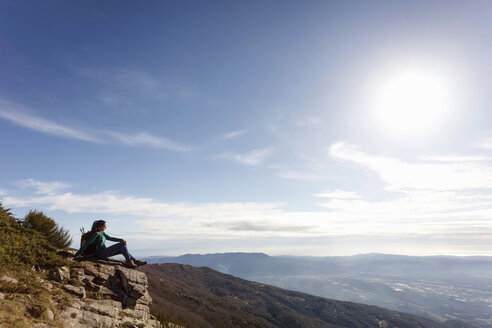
[372,68,450,137]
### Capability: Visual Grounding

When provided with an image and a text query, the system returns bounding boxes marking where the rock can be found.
[379,320,389,328]
[33,324,55,328]
[59,307,83,323]
[118,266,147,285]
[57,249,76,258]
[119,321,139,328]
[81,310,119,328]
[83,262,99,277]
[46,308,55,320]
[0,292,5,299]
[137,290,152,306]
[93,272,110,285]
[54,259,162,328]
[60,266,71,280]
[63,284,86,298]
[98,264,116,276]
[71,268,85,279]
[99,272,110,281]
[83,299,122,318]
[122,303,151,322]
[36,276,54,290]
[117,266,148,300]
[43,282,54,290]
[82,278,98,291]
[50,266,70,282]
[1,275,18,284]
[59,306,119,328]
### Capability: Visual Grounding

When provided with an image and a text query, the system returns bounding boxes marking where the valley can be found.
[144,253,492,327]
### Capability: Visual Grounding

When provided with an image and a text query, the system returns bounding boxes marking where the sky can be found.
[1,0,492,257]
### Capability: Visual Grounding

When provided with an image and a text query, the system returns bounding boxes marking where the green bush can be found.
[0,205,13,217]
[23,210,73,249]
[0,204,70,272]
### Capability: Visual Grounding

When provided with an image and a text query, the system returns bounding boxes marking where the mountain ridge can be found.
[140,263,475,328]
[142,252,491,327]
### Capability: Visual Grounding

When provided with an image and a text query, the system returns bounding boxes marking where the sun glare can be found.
[373,68,450,137]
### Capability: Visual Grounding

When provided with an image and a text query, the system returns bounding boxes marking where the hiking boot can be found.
[124,259,137,268]
[135,260,147,267]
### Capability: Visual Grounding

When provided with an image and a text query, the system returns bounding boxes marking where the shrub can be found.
[154,311,189,327]
[0,204,13,217]
[0,203,70,272]
[23,210,73,249]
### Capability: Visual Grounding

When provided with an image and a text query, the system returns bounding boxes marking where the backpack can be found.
[80,230,102,257]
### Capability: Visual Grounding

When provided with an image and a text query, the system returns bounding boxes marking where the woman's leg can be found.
[96,242,135,261]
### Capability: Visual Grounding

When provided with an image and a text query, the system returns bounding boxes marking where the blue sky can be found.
[1,0,492,256]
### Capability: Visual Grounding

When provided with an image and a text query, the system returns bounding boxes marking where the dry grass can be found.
[0,204,74,327]
[0,292,64,328]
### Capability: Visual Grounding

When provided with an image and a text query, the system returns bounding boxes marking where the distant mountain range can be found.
[140,263,471,328]
[143,253,492,327]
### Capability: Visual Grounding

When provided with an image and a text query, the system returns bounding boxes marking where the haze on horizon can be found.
[1,0,492,257]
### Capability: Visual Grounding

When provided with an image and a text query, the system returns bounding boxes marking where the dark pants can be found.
[96,241,135,261]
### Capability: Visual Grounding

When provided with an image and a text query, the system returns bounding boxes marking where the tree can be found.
[23,210,72,249]
[0,203,13,217]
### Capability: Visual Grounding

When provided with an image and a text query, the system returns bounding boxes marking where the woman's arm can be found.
[73,231,99,259]
[103,232,123,242]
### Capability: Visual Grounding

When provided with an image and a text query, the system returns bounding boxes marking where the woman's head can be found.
[91,220,107,232]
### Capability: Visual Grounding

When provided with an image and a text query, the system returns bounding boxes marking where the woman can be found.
[73,220,146,268]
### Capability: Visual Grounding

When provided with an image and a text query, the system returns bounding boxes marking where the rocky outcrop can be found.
[51,258,161,328]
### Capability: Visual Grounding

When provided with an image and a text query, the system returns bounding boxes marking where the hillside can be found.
[140,263,459,328]
[0,204,161,328]
[144,252,492,327]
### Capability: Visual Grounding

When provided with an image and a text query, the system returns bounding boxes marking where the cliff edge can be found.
[0,204,164,328]
[1,255,162,328]
[57,257,162,328]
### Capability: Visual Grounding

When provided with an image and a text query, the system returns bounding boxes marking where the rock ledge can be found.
[53,258,161,328]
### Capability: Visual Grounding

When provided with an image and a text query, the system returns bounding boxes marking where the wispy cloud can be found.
[2,179,316,237]
[269,153,333,182]
[211,220,315,233]
[107,131,190,152]
[274,169,330,181]
[314,190,361,199]
[475,137,492,150]
[217,148,273,167]
[17,179,70,195]
[0,100,100,143]
[320,142,492,241]
[0,99,189,152]
[220,129,247,140]
[201,129,247,150]
[329,142,492,191]
[4,179,492,241]
[420,155,492,162]
[77,67,159,92]
[234,148,272,166]
[75,67,185,105]
[313,189,492,245]
[0,183,356,238]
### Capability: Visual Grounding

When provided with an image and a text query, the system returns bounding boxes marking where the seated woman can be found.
[73,220,146,268]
